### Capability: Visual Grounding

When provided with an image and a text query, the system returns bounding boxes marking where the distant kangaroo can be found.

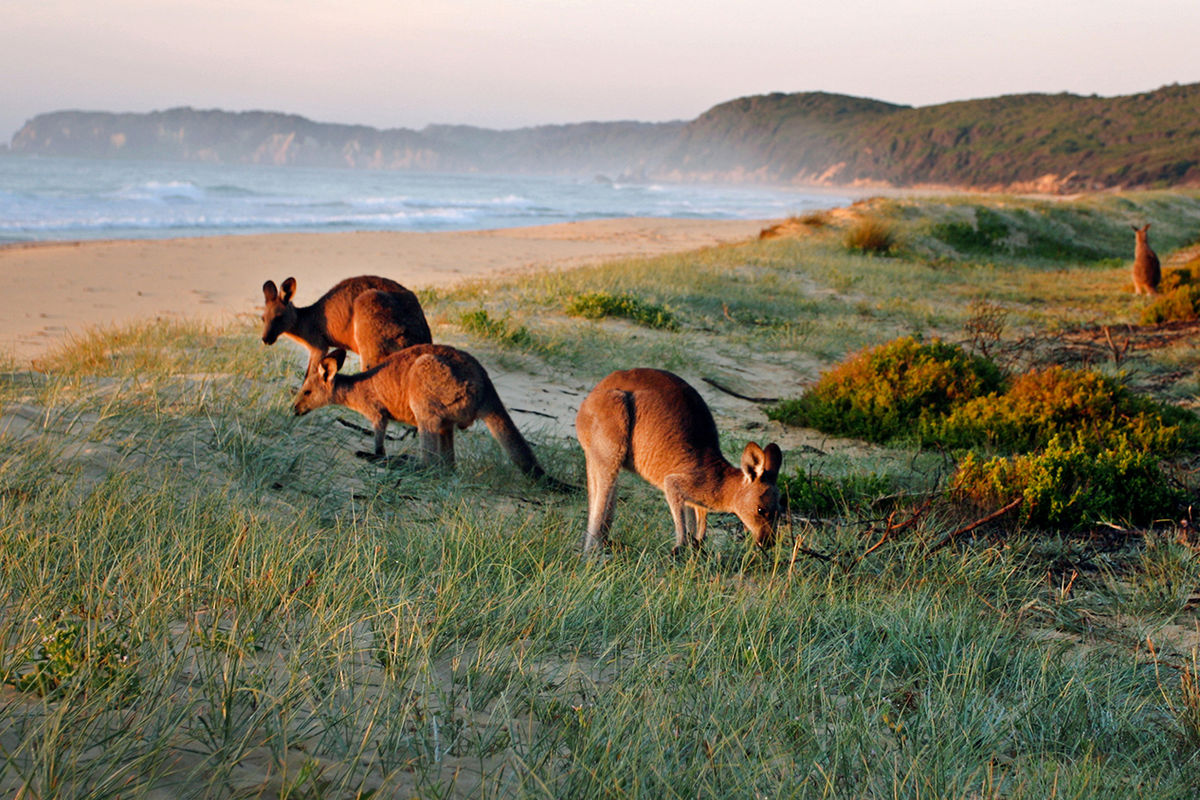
[293,345,562,486]
[1131,224,1161,295]
[575,368,783,555]
[261,275,432,375]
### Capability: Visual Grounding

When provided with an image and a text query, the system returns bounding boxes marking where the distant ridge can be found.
[10,84,1200,192]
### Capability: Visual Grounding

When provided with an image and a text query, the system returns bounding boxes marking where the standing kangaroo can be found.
[261,275,432,375]
[1132,224,1161,295]
[575,368,783,555]
[293,345,559,485]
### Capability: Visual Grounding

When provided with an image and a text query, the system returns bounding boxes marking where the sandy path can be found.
[0,217,767,364]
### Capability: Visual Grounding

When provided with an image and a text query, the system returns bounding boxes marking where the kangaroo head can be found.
[733,441,784,547]
[1132,223,1151,241]
[293,348,346,416]
[261,277,298,345]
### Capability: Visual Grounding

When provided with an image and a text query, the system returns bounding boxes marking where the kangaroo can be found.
[261,275,432,375]
[575,368,783,555]
[293,345,561,486]
[1132,224,1161,295]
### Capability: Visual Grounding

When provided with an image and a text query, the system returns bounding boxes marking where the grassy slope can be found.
[3,192,1200,798]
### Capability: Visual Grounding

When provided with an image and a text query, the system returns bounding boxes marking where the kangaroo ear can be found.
[1144,223,1151,232]
[318,351,344,383]
[281,277,297,303]
[741,442,770,482]
[761,443,782,483]
[263,280,278,302]
[1131,224,1139,232]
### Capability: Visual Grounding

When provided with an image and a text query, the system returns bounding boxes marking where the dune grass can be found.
[3,191,1200,797]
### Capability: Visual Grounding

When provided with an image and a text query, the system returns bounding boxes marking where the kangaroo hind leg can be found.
[577,388,632,554]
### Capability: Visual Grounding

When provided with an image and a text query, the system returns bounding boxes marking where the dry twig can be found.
[700,376,778,404]
[925,497,1023,556]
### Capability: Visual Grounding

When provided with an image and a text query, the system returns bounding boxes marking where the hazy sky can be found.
[3,0,1199,142]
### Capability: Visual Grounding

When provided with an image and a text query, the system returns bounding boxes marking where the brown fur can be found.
[575,368,783,554]
[261,275,432,374]
[1132,224,1161,295]
[294,345,556,484]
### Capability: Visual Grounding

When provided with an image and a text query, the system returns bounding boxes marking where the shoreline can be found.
[0,216,771,364]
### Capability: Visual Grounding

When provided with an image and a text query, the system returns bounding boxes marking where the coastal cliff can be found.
[10,83,1200,192]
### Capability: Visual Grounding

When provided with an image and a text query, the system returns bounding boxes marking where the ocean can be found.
[0,156,849,243]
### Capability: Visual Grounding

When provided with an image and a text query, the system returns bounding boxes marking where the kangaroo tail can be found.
[480,386,577,492]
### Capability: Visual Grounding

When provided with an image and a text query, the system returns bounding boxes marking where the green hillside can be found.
[675,83,1200,189]
[9,83,1200,191]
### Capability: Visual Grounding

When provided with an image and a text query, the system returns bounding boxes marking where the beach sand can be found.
[0,217,767,364]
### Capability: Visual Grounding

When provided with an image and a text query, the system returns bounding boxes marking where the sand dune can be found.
[0,217,766,364]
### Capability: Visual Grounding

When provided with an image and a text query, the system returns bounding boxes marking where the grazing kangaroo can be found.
[293,345,561,486]
[261,275,432,374]
[575,368,783,555]
[1132,224,1161,295]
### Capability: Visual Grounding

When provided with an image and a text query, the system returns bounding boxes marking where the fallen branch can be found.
[510,407,557,420]
[700,376,778,404]
[856,497,934,564]
[925,497,1023,556]
[337,418,414,440]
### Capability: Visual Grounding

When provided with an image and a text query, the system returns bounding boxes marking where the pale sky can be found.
[3,0,1199,143]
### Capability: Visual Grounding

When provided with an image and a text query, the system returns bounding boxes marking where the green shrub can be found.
[1142,284,1200,324]
[952,433,1181,529]
[1159,260,1200,292]
[11,615,140,699]
[843,216,897,255]
[925,366,1192,455]
[564,291,679,331]
[767,337,1004,443]
[1141,261,1200,323]
[930,207,1010,253]
[459,308,532,347]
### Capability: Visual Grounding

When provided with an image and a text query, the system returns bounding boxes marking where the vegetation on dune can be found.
[766,337,1005,442]
[563,290,679,331]
[1142,259,1200,323]
[4,191,1200,796]
[769,336,1197,527]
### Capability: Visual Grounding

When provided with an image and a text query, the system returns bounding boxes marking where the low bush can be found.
[843,215,897,255]
[1159,261,1200,292]
[11,614,140,700]
[1139,261,1200,324]
[930,207,1010,254]
[459,308,532,347]
[564,291,679,331]
[925,366,1194,455]
[767,337,1004,443]
[774,336,1198,529]
[952,433,1182,529]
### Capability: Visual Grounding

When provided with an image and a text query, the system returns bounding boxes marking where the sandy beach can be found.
[0,217,768,364]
